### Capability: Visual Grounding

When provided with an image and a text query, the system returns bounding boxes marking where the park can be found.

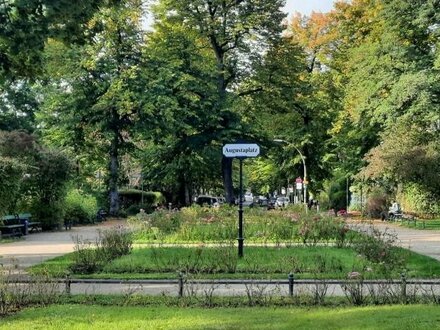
[1,0,440,329]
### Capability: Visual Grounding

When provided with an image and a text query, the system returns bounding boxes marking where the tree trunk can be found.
[108,132,119,216]
[222,156,234,204]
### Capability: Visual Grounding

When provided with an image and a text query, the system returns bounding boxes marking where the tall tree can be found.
[139,12,221,204]
[38,0,145,215]
[153,0,286,203]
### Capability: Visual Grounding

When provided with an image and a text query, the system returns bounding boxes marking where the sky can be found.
[283,0,336,16]
[143,1,337,30]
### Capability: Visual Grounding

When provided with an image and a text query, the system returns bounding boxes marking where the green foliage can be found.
[37,1,146,216]
[129,206,304,243]
[0,131,71,227]
[365,187,388,218]
[119,190,164,214]
[99,226,133,260]
[353,226,407,276]
[27,149,72,229]
[297,214,350,248]
[398,183,440,217]
[0,0,107,80]
[326,174,348,212]
[70,226,133,274]
[64,189,98,225]
[0,157,23,215]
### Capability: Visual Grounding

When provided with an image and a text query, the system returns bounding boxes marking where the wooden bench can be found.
[0,215,24,238]
[17,213,41,233]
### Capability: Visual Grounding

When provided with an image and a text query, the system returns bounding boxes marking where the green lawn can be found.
[30,245,440,279]
[2,304,440,329]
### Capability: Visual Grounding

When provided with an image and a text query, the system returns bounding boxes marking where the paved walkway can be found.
[0,220,123,269]
[350,219,440,261]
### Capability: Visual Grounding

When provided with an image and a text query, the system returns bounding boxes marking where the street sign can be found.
[295,177,303,183]
[223,143,260,158]
[222,143,260,258]
[296,183,303,190]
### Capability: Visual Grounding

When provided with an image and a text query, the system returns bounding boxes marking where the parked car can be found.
[258,196,268,207]
[275,196,290,208]
[217,197,226,204]
[195,195,220,207]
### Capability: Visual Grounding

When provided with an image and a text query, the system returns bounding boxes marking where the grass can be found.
[29,245,440,279]
[2,304,440,329]
[399,219,440,230]
[0,237,22,244]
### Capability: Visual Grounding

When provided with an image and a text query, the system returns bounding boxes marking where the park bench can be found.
[17,213,41,233]
[0,215,24,238]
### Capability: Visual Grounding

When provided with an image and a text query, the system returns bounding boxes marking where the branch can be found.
[238,87,263,97]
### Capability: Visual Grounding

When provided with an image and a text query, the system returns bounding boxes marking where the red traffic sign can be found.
[295,177,303,183]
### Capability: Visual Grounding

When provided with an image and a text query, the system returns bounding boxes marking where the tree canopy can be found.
[1,0,439,216]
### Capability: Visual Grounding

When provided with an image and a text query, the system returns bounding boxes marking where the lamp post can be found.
[273,139,307,205]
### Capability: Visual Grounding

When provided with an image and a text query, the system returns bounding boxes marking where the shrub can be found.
[69,236,102,274]
[99,226,133,260]
[0,157,23,215]
[119,190,164,208]
[353,226,406,275]
[64,189,98,225]
[297,214,349,246]
[28,149,72,230]
[70,226,133,274]
[365,188,388,218]
[125,203,154,216]
[398,183,440,217]
[327,176,348,211]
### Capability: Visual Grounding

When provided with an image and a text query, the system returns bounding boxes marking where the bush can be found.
[27,149,72,230]
[70,226,133,274]
[327,176,348,211]
[125,203,154,216]
[30,201,65,230]
[398,183,440,217]
[0,157,23,215]
[99,226,133,260]
[64,189,98,225]
[365,188,388,218]
[353,226,406,276]
[297,214,349,247]
[119,190,164,208]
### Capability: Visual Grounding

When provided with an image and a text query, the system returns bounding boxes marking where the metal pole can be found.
[65,274,71,295]
[238,158,244,258]
[292,145,307,211]
[288,273,295,297]
[178,272,184,297]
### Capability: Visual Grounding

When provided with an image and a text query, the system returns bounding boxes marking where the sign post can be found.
[223,143,260,258]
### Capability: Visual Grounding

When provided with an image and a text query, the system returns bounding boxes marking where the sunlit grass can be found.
[2,304,440,330]
[30,245,440,279]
